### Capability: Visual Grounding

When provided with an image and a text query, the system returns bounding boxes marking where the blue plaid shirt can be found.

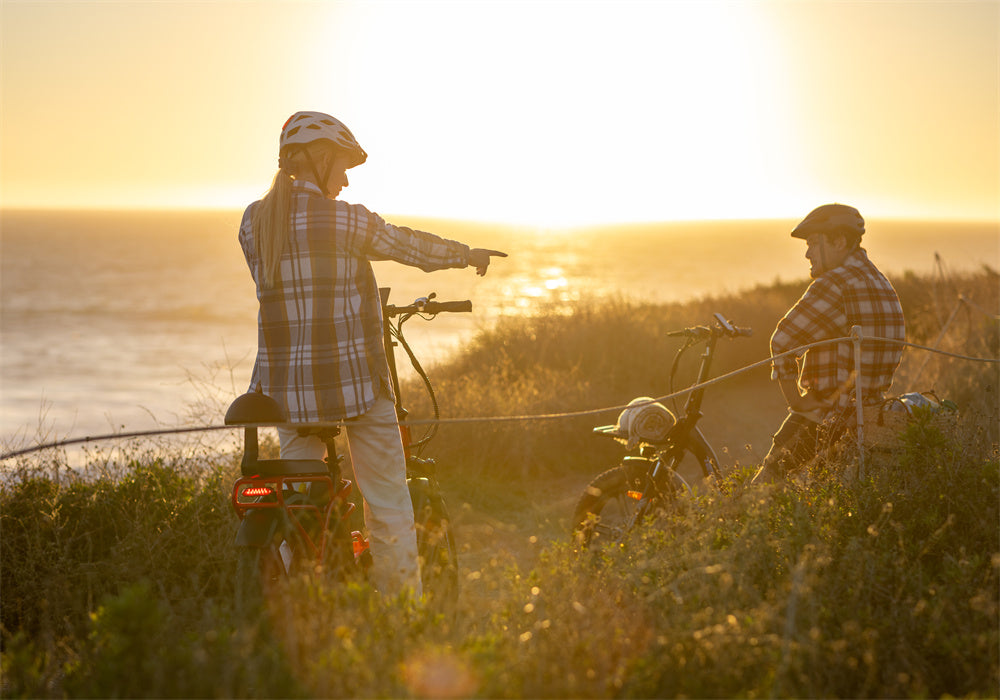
[770,248,906,416]
[239,180,470,422]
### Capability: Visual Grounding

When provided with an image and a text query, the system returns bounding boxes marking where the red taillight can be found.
[626,490,643,501]
[242,485,275,498]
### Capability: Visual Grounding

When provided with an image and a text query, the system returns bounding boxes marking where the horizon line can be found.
[1,204,997,228]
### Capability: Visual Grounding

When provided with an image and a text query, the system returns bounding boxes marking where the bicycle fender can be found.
[407,476,432,510]
[618,456,656,486]
[234,509,280,548]
[622,454,692,498]
[621,455,656,472]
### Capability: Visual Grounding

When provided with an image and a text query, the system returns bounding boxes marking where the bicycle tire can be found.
[573,450,701,549]
[235,487,357,613]
[235,543,285,617]
[322,514,360,582]
[410,478,459,606]
[284,490,357,583]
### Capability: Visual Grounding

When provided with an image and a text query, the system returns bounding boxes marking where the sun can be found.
[319,1,798,227]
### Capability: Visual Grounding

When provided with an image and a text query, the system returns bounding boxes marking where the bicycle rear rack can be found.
[225,390,367,564]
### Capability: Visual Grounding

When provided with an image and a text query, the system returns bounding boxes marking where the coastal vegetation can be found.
[2,267,997,698]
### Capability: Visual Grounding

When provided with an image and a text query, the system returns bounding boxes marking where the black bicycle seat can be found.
[225,392,285,425]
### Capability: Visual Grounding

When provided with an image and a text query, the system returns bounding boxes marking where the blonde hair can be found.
[250,168,294,289]
[250,142,335,289]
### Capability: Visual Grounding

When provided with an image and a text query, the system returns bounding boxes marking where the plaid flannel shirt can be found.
[239,180,470,422]
[770,248,905,418]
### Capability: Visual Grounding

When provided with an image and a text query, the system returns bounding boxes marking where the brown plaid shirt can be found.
[239,181,470,422]
[770,248,906,416]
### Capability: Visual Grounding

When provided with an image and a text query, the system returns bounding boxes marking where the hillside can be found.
[1,268,997,698]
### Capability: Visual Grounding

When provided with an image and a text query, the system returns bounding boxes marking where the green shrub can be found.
[2,270,996,698]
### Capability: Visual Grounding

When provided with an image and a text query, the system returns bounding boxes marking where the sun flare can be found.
[338,1,793,225]
[1,1,996,223]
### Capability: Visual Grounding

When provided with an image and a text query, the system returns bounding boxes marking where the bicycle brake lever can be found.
[712,313,753,337]
[667,326,708,339]
[414,292,437,310]
[713,313,736,334]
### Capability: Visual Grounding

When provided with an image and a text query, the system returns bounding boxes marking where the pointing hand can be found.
[469,249,508,276]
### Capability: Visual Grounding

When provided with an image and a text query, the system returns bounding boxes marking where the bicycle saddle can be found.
[224,391,286,426]
[225,392,334,477]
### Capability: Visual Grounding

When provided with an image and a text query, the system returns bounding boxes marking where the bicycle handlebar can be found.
[383,293,472,318]
[665,314,752,339]
[424,300,473,314]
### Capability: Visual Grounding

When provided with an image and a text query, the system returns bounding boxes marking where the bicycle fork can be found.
[622,450,691,532]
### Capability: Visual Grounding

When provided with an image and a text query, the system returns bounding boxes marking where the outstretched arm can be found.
[468,248,507,276]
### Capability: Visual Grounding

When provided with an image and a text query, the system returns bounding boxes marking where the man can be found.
[752,204,905,484]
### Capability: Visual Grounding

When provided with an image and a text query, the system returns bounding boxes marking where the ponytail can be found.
[250,167,294,289]
[251,141,336,288]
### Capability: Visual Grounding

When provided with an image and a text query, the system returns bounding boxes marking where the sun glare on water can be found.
[522,268,570,300]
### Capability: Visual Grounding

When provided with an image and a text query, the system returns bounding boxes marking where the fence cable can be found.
[1,333,997,461]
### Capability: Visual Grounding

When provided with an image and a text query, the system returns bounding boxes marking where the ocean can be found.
[1,209,996,452]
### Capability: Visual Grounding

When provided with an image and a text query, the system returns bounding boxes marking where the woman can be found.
[239,111,505,596]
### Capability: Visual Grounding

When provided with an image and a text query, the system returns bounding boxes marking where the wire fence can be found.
[1,326,996,462]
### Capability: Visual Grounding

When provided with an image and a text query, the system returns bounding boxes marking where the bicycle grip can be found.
[423,300,472,313]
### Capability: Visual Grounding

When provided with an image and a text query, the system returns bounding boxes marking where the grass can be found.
[1,268,997,698]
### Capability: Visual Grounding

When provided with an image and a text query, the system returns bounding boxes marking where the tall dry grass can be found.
[1,268,996,698]
[415,266,997,490]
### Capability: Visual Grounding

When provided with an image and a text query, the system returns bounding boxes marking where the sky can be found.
[1,0,997,226]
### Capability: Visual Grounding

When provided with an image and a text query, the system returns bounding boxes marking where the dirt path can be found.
[448,377,788,578]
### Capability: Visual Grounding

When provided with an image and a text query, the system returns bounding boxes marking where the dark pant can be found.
[752,409,853,485]
[752,413,821,484]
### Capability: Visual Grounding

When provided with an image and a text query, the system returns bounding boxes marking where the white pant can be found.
[278,396,421,598]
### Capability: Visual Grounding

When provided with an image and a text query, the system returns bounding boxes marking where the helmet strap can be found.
[320,157,336,197]
[302,148,331,198]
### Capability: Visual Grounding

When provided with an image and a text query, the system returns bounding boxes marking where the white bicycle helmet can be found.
[611,397,676,450]
[280,111,367,168]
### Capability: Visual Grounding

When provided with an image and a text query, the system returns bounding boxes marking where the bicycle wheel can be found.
[573,454,694,549]
[409,477,458,606]
[318,514,360,583]
[234,486,354,610]
[235,542,286,617]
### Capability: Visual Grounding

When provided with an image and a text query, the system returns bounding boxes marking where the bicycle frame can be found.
[646,316,733,484]
[379,288,466,601]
